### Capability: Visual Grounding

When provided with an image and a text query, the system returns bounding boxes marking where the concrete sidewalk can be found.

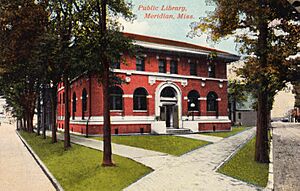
[125,127,258,191]
[48,127,257,190]
[176,133,223,143]
[0,123,55,191]
[48,131,176,170]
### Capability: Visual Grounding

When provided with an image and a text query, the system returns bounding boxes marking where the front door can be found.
[161,105,179,129]
[166,105,173,128]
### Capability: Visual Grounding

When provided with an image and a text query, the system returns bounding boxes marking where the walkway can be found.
[272,122,300,191]
[53,128,258,190]
[125,127,258,191]
[0,123,55,191]
[50,132,176,170]
[176,133,223,143]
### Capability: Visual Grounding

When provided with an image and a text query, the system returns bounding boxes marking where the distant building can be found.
[271,83,295,119]
[57,33,239,135]
[227,61,257,126]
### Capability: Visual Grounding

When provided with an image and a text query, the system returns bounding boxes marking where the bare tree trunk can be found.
[100,0,114,166]
[42,86,47,139]
[255,0,269,163]
[233,93,237,125]
[64,76,71,149]
[102,64,113,166]
[23,115,27,131]
[37,92,41,135]
[50,86,57,143]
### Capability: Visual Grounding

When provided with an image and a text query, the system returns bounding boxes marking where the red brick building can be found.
[57,33,239,135]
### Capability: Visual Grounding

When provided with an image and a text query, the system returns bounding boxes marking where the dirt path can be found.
[273,122,300,191]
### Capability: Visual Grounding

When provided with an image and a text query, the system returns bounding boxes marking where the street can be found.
[273,122,300,191]
[0,122,55,191]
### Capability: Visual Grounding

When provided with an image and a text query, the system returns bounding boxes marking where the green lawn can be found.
[218,137,269,187]
[20,131,152,191]
[95,135,210,156]
[202,126,249,138]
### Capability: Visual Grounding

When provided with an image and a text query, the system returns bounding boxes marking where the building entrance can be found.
[160,87,179,129]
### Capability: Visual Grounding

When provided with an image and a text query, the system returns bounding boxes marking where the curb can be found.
[264,130,274,191]
[16,130,64,191]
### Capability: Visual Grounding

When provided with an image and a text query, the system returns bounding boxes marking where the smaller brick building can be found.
[57,33,239,135]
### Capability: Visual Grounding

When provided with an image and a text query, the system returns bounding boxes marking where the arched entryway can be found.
[155,83,182,129]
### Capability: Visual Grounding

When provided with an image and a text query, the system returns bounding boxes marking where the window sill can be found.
[133,110,148,113]
[110,110,123,112]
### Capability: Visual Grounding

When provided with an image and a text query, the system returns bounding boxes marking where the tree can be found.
[48,0,85,149]
[74,0,135,166]
[190,0,300,163]
[0,0,49,132]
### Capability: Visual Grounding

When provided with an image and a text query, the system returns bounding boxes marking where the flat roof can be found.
[124,33,240,61]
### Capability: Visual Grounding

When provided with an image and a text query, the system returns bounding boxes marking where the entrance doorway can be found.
[160,87,179,129]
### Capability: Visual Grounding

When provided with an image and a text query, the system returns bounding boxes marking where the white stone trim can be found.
[199,97,207,101]
[110,110,123,112]
[146,95,153,98]
[123,94,133,98]
[184,96,188,100]
[133,110,148,113]
[58,87,64,92]
[217,98,222,101]
[182,116,230,121]
[149,76,188,87]
[155,82,183,128]
[65,116,156,125]
[57,115,230,125]
[113,69,228,82]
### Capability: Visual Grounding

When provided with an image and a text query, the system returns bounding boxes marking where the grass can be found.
[20,131,152,191]
[202,126,249,138]
[94,135,210,156]
[218,137,269,187]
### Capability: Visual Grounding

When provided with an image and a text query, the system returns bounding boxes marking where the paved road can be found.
[273,122,300,191]
[0,123,55,191]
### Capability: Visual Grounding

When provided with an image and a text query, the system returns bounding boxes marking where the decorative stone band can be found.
[57,115,230,125]
[121,94,153,98]
[122,94,134,98]
[149,76,188,86]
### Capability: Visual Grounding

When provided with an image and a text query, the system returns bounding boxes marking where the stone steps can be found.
[166,128,192,134]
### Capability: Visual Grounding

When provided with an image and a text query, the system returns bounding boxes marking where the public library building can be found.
[57,33,239,135]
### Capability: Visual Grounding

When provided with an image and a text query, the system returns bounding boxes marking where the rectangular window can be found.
[208,64,216,78]
[63,92,65,104]
[136,57,145,71]
[190,62,197,76]
[112,61,120,69]
[158,59,166,73]
[170,60,178,74]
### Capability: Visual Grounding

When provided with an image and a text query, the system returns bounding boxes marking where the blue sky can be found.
[121,0,238,55]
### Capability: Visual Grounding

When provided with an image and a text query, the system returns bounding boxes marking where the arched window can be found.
[188,90,200,111]
[110,86,123,110]
[133,88,148,110]
[82,89,87,119]
[161,87,176,98]
[72,92,76,119]
[207,92,218,112]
